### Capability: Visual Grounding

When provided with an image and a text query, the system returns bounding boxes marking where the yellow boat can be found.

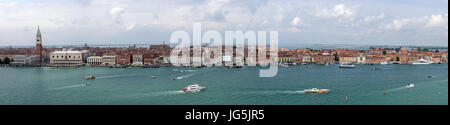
[85,75,96,80]
[304,88,330,93]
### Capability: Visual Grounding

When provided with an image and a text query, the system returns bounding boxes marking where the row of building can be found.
[3,45,448,67]
[277,47,448,65]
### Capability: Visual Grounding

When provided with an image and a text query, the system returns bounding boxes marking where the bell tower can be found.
[36,26,43,61]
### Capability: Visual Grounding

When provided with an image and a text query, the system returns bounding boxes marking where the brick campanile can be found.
[36,26,43,61]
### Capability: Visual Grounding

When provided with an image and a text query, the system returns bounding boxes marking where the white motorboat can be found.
[339,63,355,68]
[280,63,289,67]
[182,84,205,93]
[304,88,330,93]
[406,84,415,88]
[412,59,433,65]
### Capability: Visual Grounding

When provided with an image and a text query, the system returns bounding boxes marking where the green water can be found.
[0,64,447,105]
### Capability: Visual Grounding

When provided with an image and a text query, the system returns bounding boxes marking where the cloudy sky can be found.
[0,0,448,46]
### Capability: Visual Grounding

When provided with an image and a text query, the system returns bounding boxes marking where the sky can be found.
[0,0,448,46]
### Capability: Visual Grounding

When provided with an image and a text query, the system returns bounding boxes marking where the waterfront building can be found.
[132,54,143,66]
[87,56,103,65]
[315,55,334,64]
[339,55,357,63]
[143,54,155,65]
[36,27,43,62]
[117,54,132,65]
[365,55,386,64]
[80,50,92,63]
[11,55,40,66]
[356,55,366,64]
[102,54,117,65]
[50,49,83,66]
[302,55,314,63]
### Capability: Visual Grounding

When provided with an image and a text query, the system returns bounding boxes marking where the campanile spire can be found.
[36,26,43,61]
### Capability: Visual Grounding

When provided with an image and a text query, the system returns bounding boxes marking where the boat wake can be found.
[96,74,134,79]
[386,86,409,93]
[153,90,185,96]
[120,90,185,98]
[249,90,305,94]
[176,74,195,80]
[180,69,198,72]
[50,84,87,90]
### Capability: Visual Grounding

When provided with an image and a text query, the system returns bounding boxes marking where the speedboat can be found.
[304,88,330,93]
[412,59,433,65]
[406,84,415,88]
[182,84,205,93]
[152,76,156,78]
[339,63,355,68]
[85,75,96,80]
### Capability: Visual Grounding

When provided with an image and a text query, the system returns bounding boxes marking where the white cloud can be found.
[291,17,302,26]
[364,13,384,22]
[109,7,125,23]
[313,4,356,20]
[425,14,448,28]
[288,27,301,32]
[385,19,410,30]
[385,14,448,30]
[207,0,231,20]
[125,24,135,31]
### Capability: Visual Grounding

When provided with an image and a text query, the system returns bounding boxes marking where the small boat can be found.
[373,67,382,70]
[85,75,96,80]
[84,82,89,86]
[304,88,330,93]
[380,62,389,65]
[182,84,205,93]
[339,63,355,68]
[280,63,289,68]
[406,84,415,88]
[227,65,243,69]
[152,76,156,78]
[427,75,433,78]
[412,59,433,65]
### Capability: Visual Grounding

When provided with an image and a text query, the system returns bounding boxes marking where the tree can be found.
[396,57,400,61]
[3,57,10,64]
[0,59,3,64]
[382,50,387,55]
[334,53,339,61]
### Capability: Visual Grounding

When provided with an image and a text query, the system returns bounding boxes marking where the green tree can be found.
[0,59,3,64]
[334,53,339,61]
[396,57,400,61]
[3,57,10,64]
[382,50,387,55]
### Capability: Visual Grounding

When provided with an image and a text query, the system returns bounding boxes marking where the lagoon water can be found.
[0,64,447,105]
